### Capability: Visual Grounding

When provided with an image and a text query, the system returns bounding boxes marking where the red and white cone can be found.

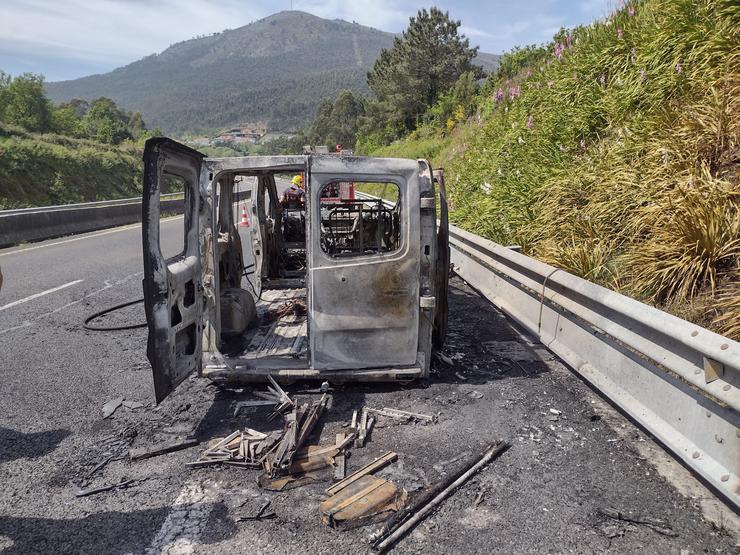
[239,205,249,227]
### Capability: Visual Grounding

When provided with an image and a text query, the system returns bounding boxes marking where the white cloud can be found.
[460,25,493,39]
[579,0,613,16]
[0,0,265,66]
[295,0,408,30]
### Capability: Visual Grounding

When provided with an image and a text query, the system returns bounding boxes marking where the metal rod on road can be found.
[374,441,510,552]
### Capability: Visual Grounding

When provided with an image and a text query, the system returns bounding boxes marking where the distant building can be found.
[215,124,268,144]
[190,137,212,146]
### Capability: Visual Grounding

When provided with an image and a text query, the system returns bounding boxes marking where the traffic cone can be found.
[239,205,249,227]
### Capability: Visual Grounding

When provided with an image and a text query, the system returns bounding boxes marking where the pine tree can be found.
[366,7,481,134]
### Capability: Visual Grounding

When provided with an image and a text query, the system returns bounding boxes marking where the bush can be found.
[0,124,143,209]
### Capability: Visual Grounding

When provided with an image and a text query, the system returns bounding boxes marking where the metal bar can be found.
[448,224,739,508]
[449,225,739,405]
[1,191,249,216]
[0,193,185,216]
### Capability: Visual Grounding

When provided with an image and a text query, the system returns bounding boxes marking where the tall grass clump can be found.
[445,0,740,338]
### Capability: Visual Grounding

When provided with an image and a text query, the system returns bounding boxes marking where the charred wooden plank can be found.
[129,437,199,461]
[326,451,397,496]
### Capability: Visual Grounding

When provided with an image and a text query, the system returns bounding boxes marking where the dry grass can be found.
[440,0,740,338]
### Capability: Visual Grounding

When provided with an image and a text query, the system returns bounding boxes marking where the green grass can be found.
[0,123,144,209]
[367,0,740,338]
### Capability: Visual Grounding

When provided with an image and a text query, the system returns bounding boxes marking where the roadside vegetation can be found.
[354,0,739,338]
[0,71,156,208]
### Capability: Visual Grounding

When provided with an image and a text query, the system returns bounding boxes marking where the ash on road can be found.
[0,265,736,553]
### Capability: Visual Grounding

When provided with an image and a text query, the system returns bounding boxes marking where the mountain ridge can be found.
[45,11,499,134]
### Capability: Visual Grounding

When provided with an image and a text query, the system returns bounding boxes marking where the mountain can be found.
[45,11,499,134]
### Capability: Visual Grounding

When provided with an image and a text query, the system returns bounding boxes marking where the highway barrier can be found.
[448,224,739,509]
[360,190,738,507]
[0,191,250,248]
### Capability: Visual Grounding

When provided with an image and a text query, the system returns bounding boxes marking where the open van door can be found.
[142,138,206,403]
[433,169,449,349]
[307,156,425,370]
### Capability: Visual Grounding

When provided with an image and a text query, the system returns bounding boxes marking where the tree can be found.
[0,73,52,132]
[365,7,481,136]
[127,111,146,139]
[51,104,84,137]
[309,90,366,149]
[82,97,133,144]
[61,98,91,118]
[428,70,480,131]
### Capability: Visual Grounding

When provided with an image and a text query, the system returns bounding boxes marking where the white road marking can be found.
[146,481,219,555]
[0,279,84,312]
[0,272,142,335]
[0,215,184,258]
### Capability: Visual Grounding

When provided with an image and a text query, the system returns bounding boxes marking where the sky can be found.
[0,0,614,82]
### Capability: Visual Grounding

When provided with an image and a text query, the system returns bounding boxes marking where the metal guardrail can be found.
[0,193,184,216]
[0,191,249,248]
[448,224,739,508]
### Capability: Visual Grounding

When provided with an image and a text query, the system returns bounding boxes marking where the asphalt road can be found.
[0,209,736,553]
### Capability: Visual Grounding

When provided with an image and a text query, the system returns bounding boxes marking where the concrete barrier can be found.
[0,191,249,248]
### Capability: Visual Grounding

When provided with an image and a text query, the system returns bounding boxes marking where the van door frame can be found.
[306,156,430,372]
[142,137,208,403]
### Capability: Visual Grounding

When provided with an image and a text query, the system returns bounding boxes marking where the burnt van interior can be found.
[213,168,402,368]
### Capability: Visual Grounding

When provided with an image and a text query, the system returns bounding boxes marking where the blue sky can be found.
[0,0,614,82]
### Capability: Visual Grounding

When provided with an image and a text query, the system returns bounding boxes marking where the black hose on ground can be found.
[83,298,147,331]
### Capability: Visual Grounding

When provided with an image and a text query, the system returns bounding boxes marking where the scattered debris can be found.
[366,407,437,424]
[468,390,484,400]
[266,299,306,321]
[235,500,276,521]
[370,441,510,552]
[251,375,294,414]
[258,440,342,490]
[436,352,454,366]
[326,452,398,496]
[549,408,562,415]
[130,437,199,461]
[598,508,678,537]
[355,409,369,448]
[473,487,485,506]
[233,399,279,417]
[75,479,135,497]
[320,473,407,530]
[189,429,267,467]
[321,451,405,530]
[335,433,347,480]
[265,393,328,476]
[455,372,467,381]
[84,454,115,481]
[101,397,124,419]
[122,400,145,410]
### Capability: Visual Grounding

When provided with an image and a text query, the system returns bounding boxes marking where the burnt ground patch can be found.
[170,277,736,553]
[0,277,735,554]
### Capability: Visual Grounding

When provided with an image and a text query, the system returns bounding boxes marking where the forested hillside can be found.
[45,11,497,135]
[366,0,739,338]
[0,73,150,208]
[0,124,142,209]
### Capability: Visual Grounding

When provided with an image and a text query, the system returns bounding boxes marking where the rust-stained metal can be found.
[326,451,398,496]
[320,474,407,530]
[142,139,449,402]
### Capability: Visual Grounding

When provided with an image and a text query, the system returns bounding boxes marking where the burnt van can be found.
[142,138,449,403]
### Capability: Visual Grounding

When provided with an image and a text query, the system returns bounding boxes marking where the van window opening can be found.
[159,173,187,260]
[319,181,401,258]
